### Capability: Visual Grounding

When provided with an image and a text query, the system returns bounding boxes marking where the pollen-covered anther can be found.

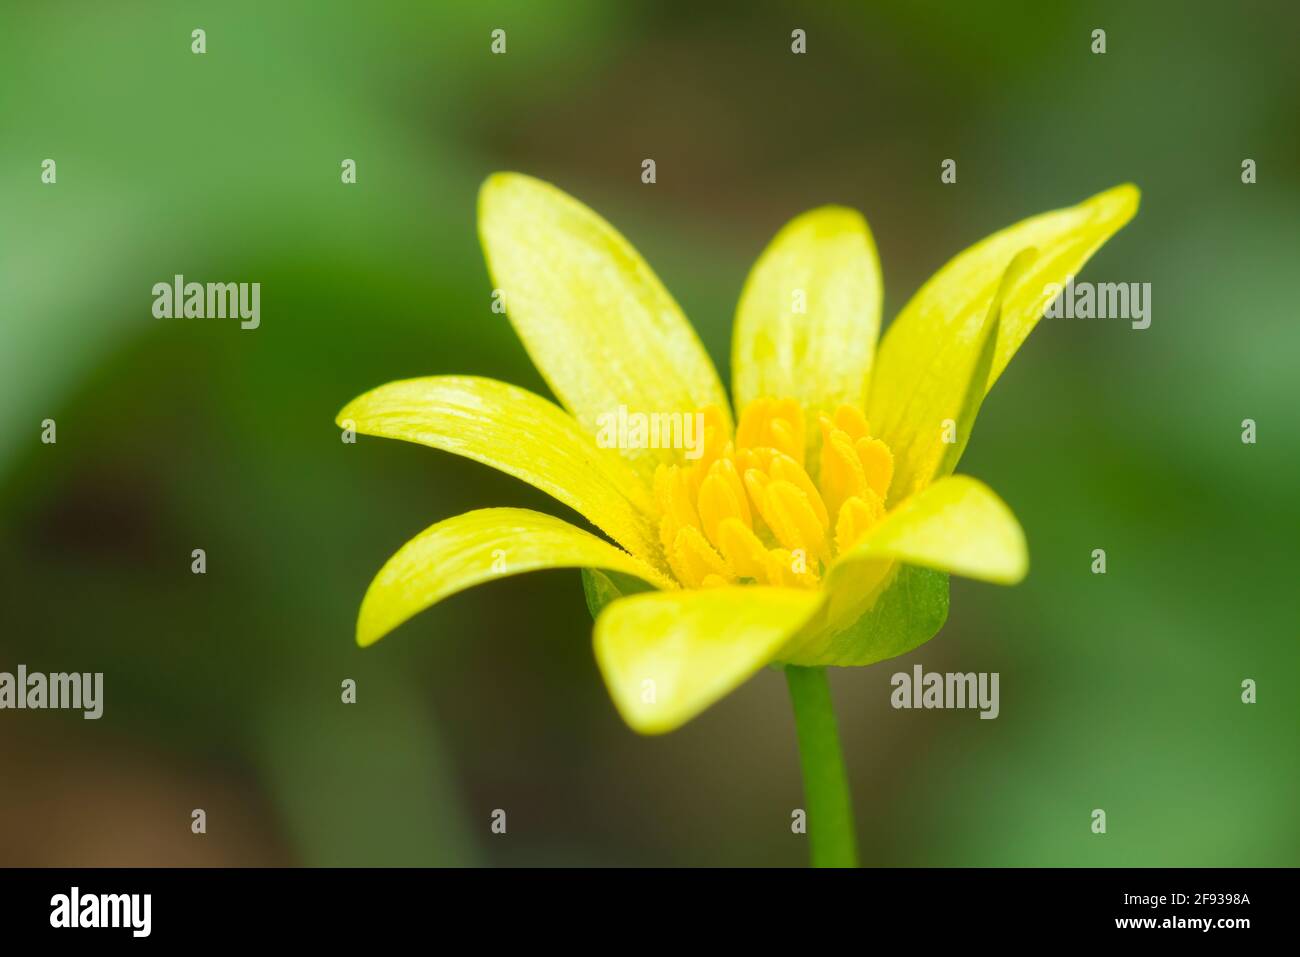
[687,406,732,489]
[767,452,829,528]
[818,416,868,519]
[653,464,699,554]
[855,437,894,501]
[669,524,731,589]
[716,517,773,581]
[695,458,750,547]
[832,404,871,441]
[818,411,894,515]
[754,478,830,564]
[835,492,885,555]
[735,398,805,465]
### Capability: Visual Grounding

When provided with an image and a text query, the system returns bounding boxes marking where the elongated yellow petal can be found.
[594,586,822,734]
[868,184,1139,496]
[337,376,662,567]
[732,206,882,422]
[358,508,675,648]
[836,474,1027,584]
[479,173,731,479]
[874,250,1034,501]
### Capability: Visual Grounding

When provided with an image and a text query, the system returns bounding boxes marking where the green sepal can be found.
[581,567,656,621]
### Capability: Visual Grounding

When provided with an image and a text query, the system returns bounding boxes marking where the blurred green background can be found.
[2,1,1296,866]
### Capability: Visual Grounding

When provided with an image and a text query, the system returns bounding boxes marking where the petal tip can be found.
[355,622,380,649]
[1094,182,1141,221]
[479,169,522,194]
[615,704,678,736]
[996,510,1030,585]
[478,172,528,228]
[799,203,865,227]
[479,170,551,212]
[785,204,877,253]
[355,598,389,649]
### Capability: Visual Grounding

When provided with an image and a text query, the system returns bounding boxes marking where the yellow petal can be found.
[868,185,1139,496]
[358,508,675,648]
[732,207,883,424]
[479,173,731,479]
[594,586,822,734]
[871,250,1034,501]
[337,375,662,567]
[833,474,1027,587]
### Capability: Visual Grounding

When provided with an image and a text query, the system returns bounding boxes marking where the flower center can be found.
[652,398,894,589]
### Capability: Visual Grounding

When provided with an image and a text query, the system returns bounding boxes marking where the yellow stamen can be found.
[833,404,870,441]
[761,480,829,563]
[716,517,772,581]
[669,525,731,588]
[834,492,885,555]
[768,452,829,528]
[855,437,894,501]
[653,398,895,590]
[688,406,731,492]
[736,397,805,465]
[653,464,700,554]
[818,415,868,520]
[696,459,750,549]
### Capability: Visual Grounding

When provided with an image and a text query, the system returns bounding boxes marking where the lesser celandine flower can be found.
[338,173,1138,866]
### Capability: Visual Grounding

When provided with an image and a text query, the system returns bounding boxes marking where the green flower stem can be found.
[785,665,859,867]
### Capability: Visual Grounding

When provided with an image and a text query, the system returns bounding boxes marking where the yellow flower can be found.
[338,173,1138,734]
